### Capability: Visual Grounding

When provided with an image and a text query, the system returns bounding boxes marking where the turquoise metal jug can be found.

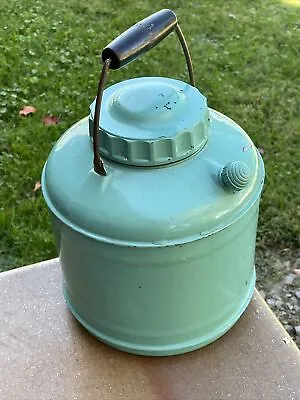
[42,9,265,356]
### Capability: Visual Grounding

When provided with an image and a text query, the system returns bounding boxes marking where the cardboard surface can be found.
[0,259,299,400]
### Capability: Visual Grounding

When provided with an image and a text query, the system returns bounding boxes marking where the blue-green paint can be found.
[42,77,265,356]
[89,78,209,167]
[220,161,251,192]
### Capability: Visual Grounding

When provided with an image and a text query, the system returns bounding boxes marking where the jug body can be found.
[42,111,264,356]
[42,9,265,356]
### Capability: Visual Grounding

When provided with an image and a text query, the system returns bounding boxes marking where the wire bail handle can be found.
[92,9,195,175]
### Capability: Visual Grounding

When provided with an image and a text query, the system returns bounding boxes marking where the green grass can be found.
[0,0,299,270]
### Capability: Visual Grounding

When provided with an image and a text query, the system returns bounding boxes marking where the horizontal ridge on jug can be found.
[42,9,265,356]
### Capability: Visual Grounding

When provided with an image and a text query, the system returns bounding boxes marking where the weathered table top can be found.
[0,259,299,400]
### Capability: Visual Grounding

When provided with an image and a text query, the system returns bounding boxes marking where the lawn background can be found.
[0,0,299,270]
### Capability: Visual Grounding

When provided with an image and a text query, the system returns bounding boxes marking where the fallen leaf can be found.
[294,269,300,276]
[258,147,265,155]
[33,181,41,193]
[228,13,237,19]
[19,105,37,116]
[43,115,60,125]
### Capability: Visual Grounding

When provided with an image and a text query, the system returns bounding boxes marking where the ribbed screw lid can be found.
[89,77,210,166]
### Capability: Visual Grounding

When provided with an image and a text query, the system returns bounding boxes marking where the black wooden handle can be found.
[102,9,177,70]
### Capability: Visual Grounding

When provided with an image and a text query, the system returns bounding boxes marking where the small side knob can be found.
[220,161,250,192]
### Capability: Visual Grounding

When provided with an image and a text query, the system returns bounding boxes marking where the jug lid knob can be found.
[220,161,250,192]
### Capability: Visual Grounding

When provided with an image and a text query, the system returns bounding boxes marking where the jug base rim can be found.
[62,271,255,356]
